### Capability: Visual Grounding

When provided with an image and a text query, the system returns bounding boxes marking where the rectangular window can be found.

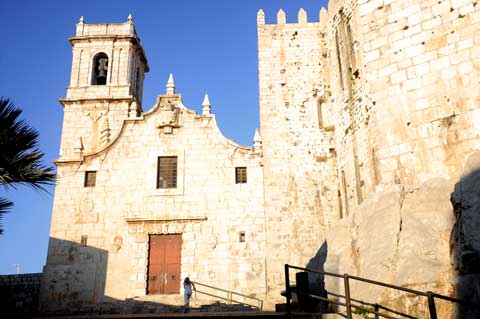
[157,156,177,189]
[81,235,88,247]
[235,167,247,184]
[84,171,96,187]
[239,231,246,243]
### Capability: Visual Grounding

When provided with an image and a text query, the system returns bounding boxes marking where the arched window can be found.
[91,53,108,85]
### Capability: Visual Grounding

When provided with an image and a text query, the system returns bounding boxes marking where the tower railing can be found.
[284,264,467,319]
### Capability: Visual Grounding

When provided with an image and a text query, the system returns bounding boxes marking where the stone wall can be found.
[256,0,480,314]
[40,89,266,313]
[356,0,480,189]
[321,0,480,317]
[0,273,43,316]
[257,9,340,304]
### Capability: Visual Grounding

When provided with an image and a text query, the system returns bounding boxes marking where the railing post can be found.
[285,264,291,315]
[427,291,438,319]
[374,304,379,319]
[344,274,353,319]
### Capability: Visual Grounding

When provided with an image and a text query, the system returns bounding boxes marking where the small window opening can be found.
[157,156,178,189]
[317,98,325,129]
[135,67,141,96]
[334,30,344,90]
[84,171,97,187]
[81,235,88,246]
[239,232,246,243]
[235,167,247,184]
[92,53,108,85]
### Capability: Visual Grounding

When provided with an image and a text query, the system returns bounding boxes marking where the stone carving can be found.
[85,109,108,122]
[156,97,181,134]
[112,235,123,253]
[99,117,111,147]
[85,109,110,148]
[74,197,98,224]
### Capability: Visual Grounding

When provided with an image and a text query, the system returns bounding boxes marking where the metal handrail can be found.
[327,290,417,319]
[192,281,263,310]
[284,264,465,319]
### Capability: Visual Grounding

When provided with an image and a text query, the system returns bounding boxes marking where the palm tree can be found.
[0,97,55,235]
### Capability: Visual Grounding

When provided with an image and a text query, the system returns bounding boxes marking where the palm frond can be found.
[0,197,13,235]
[0,97,56,191]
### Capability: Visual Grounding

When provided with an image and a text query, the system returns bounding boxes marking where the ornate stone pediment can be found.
[156,96,182,134]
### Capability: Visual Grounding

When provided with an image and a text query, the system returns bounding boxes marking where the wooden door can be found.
[147,234,182,294]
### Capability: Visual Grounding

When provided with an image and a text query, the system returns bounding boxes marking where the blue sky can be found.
[0,0,328,274]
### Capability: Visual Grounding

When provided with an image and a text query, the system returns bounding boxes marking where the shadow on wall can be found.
[296,241,329,313]
[39,237,109,314]
[0,273,42,318]
[38,237,259,316]
[450,152,480,319]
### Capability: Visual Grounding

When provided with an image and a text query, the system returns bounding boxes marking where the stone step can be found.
[33,311,343,319]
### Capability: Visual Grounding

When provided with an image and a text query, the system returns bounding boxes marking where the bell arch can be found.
[91,52,109,85]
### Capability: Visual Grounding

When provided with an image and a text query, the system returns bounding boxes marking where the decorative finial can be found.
[277,9,286,25]
[127,14,133,23]
[166,73,175,95]
[78,16,84,24]
[202,94,211,115]
[253,128,262,153]
[298,8,307,24]
[257,9,265,25]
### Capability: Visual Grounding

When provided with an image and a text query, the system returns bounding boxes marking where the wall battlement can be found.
[257,7,328,27]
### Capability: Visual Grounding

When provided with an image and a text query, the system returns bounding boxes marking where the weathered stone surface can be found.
[451,151,480,319]
[0,273,43,316]
[40,0,480,315]
[325,180,455,318]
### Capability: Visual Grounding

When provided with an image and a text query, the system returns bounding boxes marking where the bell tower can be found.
[58,15,149,160]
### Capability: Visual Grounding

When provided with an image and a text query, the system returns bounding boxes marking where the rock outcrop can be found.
[324,180,455,318]
[450,151,480,319]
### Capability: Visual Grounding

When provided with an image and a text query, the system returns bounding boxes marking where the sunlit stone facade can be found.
[41,1,480,316]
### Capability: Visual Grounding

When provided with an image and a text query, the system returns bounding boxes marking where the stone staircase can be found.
[34,312,344,319]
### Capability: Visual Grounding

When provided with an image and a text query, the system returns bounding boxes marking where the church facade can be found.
[40,0,480,317]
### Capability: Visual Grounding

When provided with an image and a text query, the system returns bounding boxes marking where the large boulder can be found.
[324,180,455,318]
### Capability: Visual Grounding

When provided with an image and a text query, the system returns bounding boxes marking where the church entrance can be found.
[147,234,182,294]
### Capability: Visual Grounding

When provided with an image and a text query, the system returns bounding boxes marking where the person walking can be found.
[183,277,196,313]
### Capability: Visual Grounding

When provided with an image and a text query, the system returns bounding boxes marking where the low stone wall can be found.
[0,273,43,316]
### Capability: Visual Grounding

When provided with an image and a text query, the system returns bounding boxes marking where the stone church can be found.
[40,0,480,317]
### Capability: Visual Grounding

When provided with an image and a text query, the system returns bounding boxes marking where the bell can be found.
[98,58,108,77]
[98,68,106,78]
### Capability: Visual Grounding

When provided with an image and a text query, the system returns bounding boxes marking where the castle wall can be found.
[257,0,480,313]
[355,0,480,188]
[40,93,266,313]
[257,10,340,302]
[321,0,480,317]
